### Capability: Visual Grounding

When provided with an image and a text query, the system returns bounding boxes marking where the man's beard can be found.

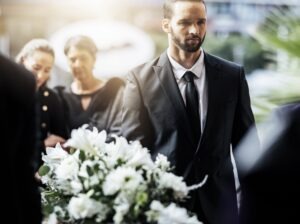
[171,29,206,53]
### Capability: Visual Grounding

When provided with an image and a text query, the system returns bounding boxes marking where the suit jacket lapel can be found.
[196,52,221,155]
[153,52,195,145]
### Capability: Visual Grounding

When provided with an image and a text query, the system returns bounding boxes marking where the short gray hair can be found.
[64,35,98,58]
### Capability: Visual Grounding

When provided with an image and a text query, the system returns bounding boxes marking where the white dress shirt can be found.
[167,48,208,132]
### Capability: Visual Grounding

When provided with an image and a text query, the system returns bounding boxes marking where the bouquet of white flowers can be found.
[39,125,207,224]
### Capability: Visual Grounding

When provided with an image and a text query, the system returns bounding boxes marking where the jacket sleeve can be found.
[121,71,153,148]
[232,67,260,180]
[105,85,124,139]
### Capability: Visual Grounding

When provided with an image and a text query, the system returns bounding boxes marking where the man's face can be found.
[163,1,207,53]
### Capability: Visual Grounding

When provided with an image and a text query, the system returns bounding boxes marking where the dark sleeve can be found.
[105,84,124,138]
[0,55,42,224]
[232,67,260,181]
[232,67,258,150]
[19,85,43,224]
[121,71,151,146]
[48,90,69,139]
[238,105,300,223]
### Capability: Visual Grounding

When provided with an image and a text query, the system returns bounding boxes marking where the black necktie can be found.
[183,71,201,145]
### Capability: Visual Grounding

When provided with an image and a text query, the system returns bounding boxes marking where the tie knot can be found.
[183,71,196,82]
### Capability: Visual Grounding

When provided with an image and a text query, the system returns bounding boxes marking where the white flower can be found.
[41,173,54,185]
[47,213,58,224]
[126,146,154,169]
[41,126,206,224]
[70,179,83,194]
[42,144,69,165]
[54,179,74,195]
[79,160,106,178]
[103,137,135,168]
[155,154,171,171]
[64,125,107,156]
[158,172,189,199]
[47,206,67,224]
[78,160,94,178]
[68,194,109,220]
[103,167,144,196]
[104,137,154,170]
[113,201,130,224]
[149,201,202,224]
[55,152,80,180]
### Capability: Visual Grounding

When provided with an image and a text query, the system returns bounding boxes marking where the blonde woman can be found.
[17,39,68,159]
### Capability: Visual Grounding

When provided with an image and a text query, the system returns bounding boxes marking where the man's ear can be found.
[162,18,171,33]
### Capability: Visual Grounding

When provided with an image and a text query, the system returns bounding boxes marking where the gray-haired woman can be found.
[56,35,124,140]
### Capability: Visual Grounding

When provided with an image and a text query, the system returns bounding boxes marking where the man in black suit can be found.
[238,103,300,224]
[0,54,42,224]
[122,0,257,223]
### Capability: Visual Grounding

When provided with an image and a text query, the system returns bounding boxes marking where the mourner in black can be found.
[121,1,258,223]
[16,39,68,166]
[57,35,124,139]
[238,102,300,224]
[0,54,42,224]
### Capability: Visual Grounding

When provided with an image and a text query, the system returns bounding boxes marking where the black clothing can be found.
[57,77,124,138]
[38,85,68,141]
[122,51,258,224]
[35,85,68,168]
[0,54,42,224]
[183,71,201,145]
[239,103,300,224]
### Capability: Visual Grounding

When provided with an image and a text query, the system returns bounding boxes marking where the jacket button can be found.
[41,123,47,128]
[43,91,49,97]
[42,105,48,111]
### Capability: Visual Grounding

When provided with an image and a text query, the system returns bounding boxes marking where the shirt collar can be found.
[167,48,205,80]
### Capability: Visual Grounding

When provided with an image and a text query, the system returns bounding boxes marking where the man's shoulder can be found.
[205,52,242,70]
[129,55,161,75]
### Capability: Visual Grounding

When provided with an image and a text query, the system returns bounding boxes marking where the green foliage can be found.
[250,6,300,122]
[250,75,300,123]
[255,7,300,59]
[38,165,50,176]
[203,34,268,74]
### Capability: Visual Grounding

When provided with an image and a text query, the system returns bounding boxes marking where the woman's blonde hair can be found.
[16,39,55,64]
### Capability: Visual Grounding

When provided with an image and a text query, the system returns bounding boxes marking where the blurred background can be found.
[1,0,300,123]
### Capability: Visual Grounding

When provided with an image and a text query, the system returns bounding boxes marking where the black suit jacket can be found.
[122,51,256,224]
[0,55,42,224]
[239,103,300,224]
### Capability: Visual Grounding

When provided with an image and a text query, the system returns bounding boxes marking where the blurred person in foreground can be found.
[56,35,124,139]
[16,39,68,158]
[237,102,300,224]
[0,54,42,224]
[121,0,258,223]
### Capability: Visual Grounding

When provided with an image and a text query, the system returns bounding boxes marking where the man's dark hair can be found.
[163,0,206,19]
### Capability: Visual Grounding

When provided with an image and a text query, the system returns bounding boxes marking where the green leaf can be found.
[81,219,97,224]
[79,150,86,161]
[136,191,148,205]
[86,166,94,176]
[42,203,54,216]
[38,165,50,176]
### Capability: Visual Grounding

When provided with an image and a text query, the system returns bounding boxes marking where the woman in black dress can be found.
[57,35,124,139]
[16,39,68,153]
